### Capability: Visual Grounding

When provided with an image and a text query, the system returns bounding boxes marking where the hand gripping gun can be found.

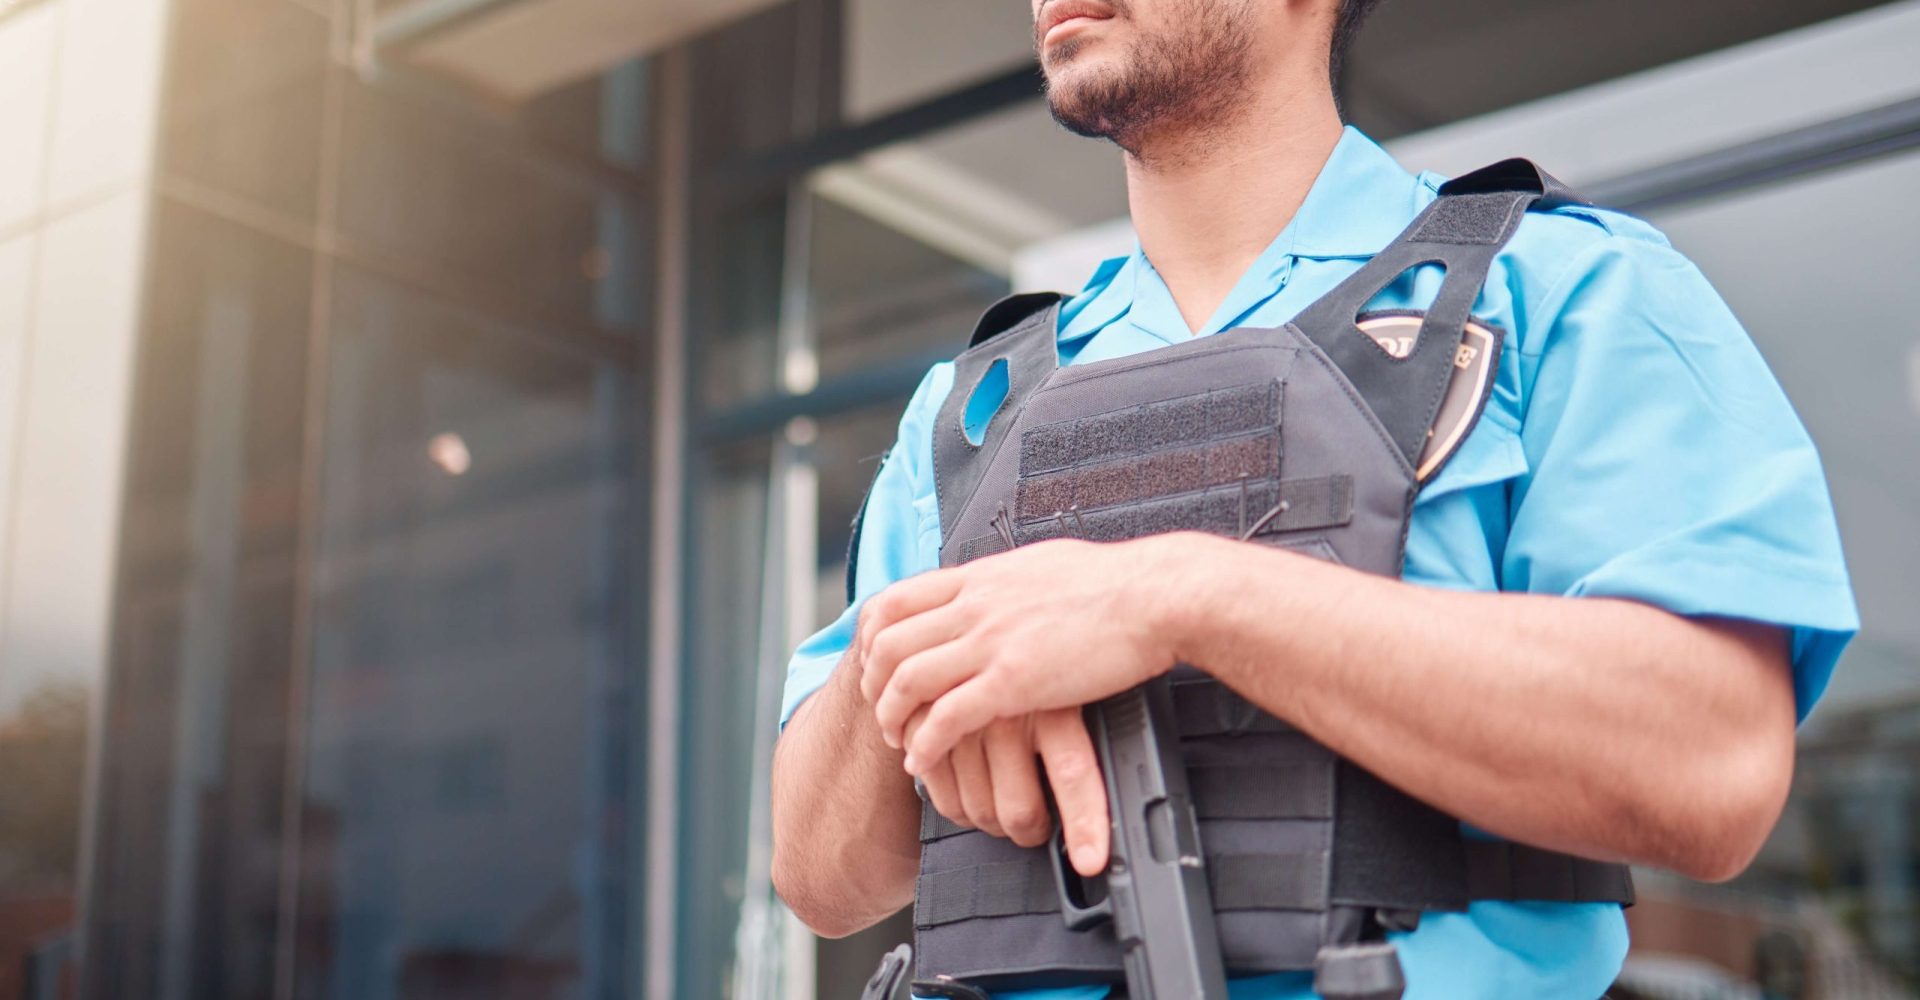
[1048,676,1231,1000]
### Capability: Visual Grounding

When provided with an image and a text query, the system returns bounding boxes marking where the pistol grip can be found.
[1048,825,1114,932]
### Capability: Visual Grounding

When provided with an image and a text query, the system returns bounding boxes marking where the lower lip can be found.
[1045,15,1109,46]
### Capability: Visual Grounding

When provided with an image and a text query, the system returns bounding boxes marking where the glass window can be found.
[694,188,789,410]
[80,199,315,1000]
[334,72,651,338]
[1616,151,1920,996]
[805,99,1125,386]
[161,0,329,224]
[841,0,1036,122]
[698,98,1129,410]
[676,437,774,998]
[292,264,642,1000]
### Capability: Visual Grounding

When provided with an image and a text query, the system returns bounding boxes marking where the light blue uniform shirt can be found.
[780,128,1859,999]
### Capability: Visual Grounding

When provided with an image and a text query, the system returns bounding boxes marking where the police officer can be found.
[771,0,1859,997]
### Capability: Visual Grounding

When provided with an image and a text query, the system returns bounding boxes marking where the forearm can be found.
[1162,533,1796,881]
[771,654,923,936]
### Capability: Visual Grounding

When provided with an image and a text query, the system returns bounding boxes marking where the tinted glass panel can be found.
[161,0,328,222]
[81,200,315,1000]
[799,100,1125,390]
[676,438,773,998]
[291,265,640,1000]
[841,0,1035,121]
[334,74,650,338]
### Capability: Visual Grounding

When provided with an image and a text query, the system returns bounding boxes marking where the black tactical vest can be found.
[853,161,1635,993]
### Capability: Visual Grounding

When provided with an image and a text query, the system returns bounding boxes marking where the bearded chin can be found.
[1047,65,1153,146]
[1044,14,1254,156]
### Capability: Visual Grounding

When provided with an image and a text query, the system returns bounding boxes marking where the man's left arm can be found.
[1164,535,1796,883]
[860,533,1792,882]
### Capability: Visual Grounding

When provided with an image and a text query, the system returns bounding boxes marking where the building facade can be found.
[0,0,1916,997]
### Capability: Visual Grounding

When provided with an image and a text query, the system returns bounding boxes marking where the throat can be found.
[1155,251,1264,337]
[1122,97,1344,336]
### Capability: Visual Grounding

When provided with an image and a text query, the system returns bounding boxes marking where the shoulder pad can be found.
[1439,158,1586,213]
[969,292,1065,348]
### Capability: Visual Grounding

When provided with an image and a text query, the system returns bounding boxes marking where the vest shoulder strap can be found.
[1290,158,1586,476]
[969,291,1065,348]
[845,292,1065,602]
[931,294,1065,544]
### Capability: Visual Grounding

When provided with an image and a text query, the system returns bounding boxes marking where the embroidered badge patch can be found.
[1356,313,1503,482]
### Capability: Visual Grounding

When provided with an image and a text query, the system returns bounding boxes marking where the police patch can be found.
[1355,312,1503,483]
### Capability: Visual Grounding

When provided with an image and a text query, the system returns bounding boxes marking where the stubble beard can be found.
[1043,0,1258,162]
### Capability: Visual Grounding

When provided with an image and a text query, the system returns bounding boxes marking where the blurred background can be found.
[0,0,1915,997]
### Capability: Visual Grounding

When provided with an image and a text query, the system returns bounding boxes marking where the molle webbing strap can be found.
[1289,160,1582,469]
[911,833,1632,928]
[1331,763,1471,913]
[1463,840,1635,905]
[1189,765,1334,821]
[1207,852,1332,913]
[933,294,1064,542]
[918,757,1335,845]
[916,860,1063,926]
[915,851,1334,929]
[1173,680,1297,737]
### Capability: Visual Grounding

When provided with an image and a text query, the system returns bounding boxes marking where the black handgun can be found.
[1051,676,1231,999]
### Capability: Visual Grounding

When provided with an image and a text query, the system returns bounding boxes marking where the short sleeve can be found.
[1504,236,1858,720]
[779,363,954,728]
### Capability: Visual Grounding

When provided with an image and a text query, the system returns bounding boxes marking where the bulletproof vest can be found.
[854,161,1635,993]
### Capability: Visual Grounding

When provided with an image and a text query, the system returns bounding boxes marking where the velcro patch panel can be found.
[1018,381,1282,477]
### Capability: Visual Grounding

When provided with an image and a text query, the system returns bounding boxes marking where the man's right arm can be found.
[771,640,922,937]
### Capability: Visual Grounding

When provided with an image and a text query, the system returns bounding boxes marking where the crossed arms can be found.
[770,531,1796,938]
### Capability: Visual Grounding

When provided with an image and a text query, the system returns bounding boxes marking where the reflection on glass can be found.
[1614,153,1920,998]
[696,191,787,409]
[80,200,316,1000]
[335,72,650,337]
[0,682,87,1000]
[162,0,329,222]
[801,100,1125,387]
[841,0,1035,121]
[677,439,773,998]
[294,265,639,1000]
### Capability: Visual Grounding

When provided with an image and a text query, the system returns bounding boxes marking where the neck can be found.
[1124,78,1344,335]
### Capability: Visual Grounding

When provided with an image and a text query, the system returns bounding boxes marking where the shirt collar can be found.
[1055,127,1427,344]
[1285,126,1430,260]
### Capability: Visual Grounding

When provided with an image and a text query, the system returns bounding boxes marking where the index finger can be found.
[857,569,963,659]
[1035,708,1109,877]
[855,570,964,695]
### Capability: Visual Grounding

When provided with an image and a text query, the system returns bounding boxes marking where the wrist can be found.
[1136,531,1245,668]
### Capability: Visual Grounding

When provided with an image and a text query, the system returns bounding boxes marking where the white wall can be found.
[0,0,168,716]
[1387,0,1920,185]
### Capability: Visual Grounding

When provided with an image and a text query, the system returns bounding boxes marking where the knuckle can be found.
[1045,749,1095,786]
[1001,803,1045,837]
[989,649,1028,677]
[928,790,961,822]
[869,629,903,667]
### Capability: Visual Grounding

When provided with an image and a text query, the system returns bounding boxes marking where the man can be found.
[771,0,1858,997]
